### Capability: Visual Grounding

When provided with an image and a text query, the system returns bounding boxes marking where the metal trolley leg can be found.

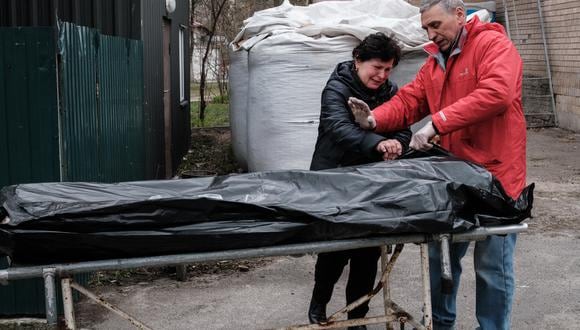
[420,243,433,330]
[439,234,453,294]
[381,245,394,330]
[69,280,153,330]
[43,268,58,328]
[62,277,77,330]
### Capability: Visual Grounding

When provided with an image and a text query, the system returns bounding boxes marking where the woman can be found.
[308,33,411,329]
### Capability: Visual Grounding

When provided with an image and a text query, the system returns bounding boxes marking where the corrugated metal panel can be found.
[0,256,90,316]
[59,22,100,181]
[0,0,141,39]
[59,22,145,182]
[2,1,187,181]
[0,256,45,316]
[141,0,166,178]
[0,26,90,316]
[98,35,145,182]
[128,39,146,179]
[98,34,126,181]
[0,27,60,187]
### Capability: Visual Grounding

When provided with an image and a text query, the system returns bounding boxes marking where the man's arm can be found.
[372,65,431,132]
[431,33,522,134]
[320,87,388,158]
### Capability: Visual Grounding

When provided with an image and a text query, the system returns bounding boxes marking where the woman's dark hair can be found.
[352,33,401,66]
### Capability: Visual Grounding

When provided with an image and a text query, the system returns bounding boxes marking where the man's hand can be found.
[348,97,376,130]
[376,139,402,160]
[410,121,437,151]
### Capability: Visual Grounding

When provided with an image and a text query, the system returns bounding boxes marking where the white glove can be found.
[410,121,436,151]
[348,97,376,130]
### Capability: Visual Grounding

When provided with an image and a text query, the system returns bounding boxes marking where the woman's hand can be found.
[348,97,376,130]
[376,139,402,160]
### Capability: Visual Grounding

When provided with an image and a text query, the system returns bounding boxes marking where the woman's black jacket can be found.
[310,60,412,171]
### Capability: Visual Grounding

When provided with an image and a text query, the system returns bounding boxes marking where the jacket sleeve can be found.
[431,32,522,134]
[372,65,431,133]
[319,86,386,158]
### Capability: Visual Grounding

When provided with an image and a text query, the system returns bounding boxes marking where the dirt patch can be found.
[90,259,274,288]
[526,128,580,236]
[177,127,244,177]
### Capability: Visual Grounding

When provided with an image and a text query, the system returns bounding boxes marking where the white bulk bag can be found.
[228,46,249,170]
[246,33,359,171]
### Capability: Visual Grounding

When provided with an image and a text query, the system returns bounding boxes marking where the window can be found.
[179,25,186,103]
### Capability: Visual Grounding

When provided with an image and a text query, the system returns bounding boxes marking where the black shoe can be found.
[308,299,327,324]
[347,326,367,330]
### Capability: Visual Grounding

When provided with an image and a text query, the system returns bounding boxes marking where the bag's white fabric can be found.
[228,46,249,170]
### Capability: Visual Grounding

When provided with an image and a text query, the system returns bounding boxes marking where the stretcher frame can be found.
[0,223,527,330]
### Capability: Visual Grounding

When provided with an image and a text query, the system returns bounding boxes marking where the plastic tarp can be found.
[228,0,490,171]
[0,149,533,264]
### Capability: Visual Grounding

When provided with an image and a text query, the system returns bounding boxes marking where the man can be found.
[349,1,526,329]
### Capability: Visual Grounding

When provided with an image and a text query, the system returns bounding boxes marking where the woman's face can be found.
[355,58,395,90]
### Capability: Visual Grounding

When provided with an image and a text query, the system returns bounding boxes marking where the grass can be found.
[190,82,222,100]
[191,101,229,128]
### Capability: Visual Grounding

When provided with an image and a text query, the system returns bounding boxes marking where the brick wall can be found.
[409,0,580,130]
[498,0,580,131]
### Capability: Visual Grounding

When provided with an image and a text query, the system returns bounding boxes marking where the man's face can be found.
[421,4,466,52]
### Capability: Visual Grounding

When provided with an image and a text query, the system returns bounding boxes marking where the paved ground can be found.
[71,128,579,330]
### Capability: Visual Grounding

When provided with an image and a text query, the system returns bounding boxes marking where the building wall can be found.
[0,0,141,39]
[141,0,165,178]
[168,0,192,174]
[409,0,580,131]
[497,0,580,131]
[141,0,191,178]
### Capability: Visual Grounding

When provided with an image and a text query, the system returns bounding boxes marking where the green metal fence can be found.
[0,23,145,316]
[98,35,145,182]
[0,27,60,188]
[0,26,81,316]
[59,22,145,182]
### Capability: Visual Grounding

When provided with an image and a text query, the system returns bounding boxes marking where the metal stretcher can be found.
[0,223,527,330]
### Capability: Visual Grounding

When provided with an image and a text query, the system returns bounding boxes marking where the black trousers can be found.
[312,247,381,319]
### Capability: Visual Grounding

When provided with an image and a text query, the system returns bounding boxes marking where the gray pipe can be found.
[0,224,527,283]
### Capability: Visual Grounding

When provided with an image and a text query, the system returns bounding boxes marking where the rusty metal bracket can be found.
[326,244,404,323]
[282,243,430,330]
[63,278,153,330]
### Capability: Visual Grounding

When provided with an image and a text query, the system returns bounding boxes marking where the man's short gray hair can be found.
[420,0,465,14]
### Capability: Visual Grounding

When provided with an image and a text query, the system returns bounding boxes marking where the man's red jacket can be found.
[373,16,526,199]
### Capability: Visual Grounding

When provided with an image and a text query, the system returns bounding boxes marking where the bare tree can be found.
[190,0,314,123]
[196,0,229,122]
